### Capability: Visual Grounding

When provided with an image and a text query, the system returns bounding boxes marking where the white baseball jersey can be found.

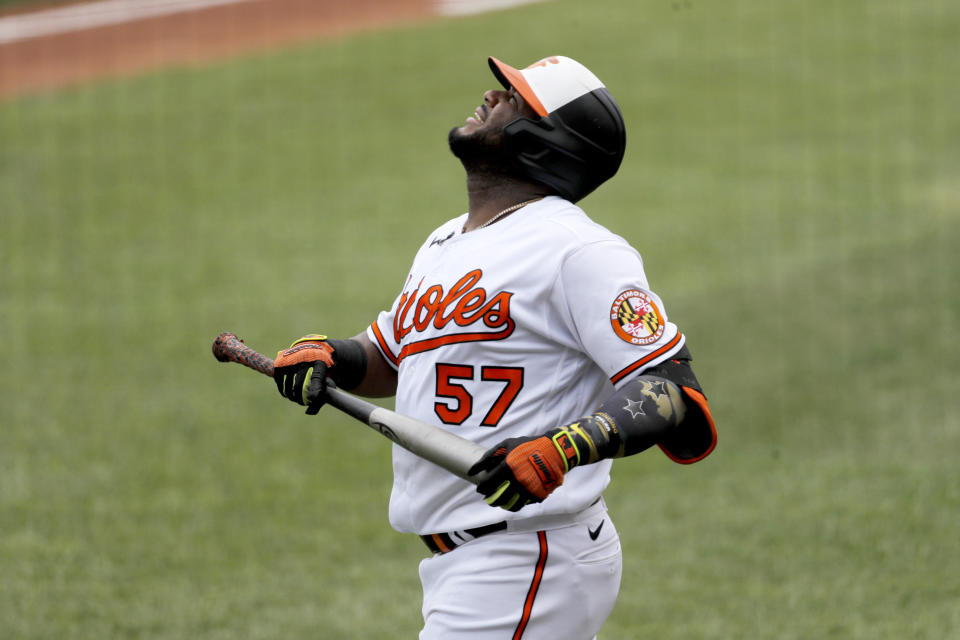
[367,196,685,535]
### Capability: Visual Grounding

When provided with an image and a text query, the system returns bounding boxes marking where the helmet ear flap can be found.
[503,118,585,201]
[502,117,555,164]
[500,89,625,202]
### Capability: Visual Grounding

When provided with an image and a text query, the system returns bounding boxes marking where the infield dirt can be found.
[0,0,437,100]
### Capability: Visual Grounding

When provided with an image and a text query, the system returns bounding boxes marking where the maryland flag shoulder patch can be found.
[610,289,665,346]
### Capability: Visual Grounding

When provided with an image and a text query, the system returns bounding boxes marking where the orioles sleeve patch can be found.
[610,289,665,346]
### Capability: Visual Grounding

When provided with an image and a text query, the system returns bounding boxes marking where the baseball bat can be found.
[211,332,489,484]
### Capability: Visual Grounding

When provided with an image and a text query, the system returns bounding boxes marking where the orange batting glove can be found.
[273,334,335,415]
[468,430,581,512]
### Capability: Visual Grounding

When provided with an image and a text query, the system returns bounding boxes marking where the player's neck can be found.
[462,175,549,233]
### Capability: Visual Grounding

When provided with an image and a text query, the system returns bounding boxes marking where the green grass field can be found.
[2,1,958,637]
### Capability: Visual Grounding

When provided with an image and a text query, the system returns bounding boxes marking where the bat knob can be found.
[212,332,241,362]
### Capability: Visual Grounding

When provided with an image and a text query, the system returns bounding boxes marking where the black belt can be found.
[421,521,508,554]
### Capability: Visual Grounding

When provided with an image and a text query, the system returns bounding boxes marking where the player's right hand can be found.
[274,334,335,415]
[468,435,570,512]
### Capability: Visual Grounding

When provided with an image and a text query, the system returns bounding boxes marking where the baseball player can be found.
[272,56,717,639]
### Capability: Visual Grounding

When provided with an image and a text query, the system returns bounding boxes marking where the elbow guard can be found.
[644,346,717,464]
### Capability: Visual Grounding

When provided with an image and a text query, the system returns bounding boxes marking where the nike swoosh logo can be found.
[429,231,455,247]
[588,520,605,540]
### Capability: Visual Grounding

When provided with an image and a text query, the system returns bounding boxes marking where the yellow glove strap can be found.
[290,334,327,348]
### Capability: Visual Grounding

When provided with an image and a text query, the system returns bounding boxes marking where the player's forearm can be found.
[548,375,687,468]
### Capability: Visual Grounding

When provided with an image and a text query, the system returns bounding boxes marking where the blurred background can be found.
[1,0,957,637]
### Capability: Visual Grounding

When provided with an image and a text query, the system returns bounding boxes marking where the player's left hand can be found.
[468,435,569,512]
[274,334,335,414]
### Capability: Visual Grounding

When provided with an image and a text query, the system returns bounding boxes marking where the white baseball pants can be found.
[418,504,622,639]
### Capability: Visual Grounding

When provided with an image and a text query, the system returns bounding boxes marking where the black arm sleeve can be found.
[548,345,717,467]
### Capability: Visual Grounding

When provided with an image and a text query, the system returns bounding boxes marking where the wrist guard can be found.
[324,338,367,391]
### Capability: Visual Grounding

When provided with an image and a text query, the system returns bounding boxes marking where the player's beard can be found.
[448,125,525,182]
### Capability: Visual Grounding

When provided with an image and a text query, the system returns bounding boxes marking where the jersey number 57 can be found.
[434,364,524,427]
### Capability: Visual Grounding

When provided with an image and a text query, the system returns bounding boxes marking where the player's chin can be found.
[448,125,497,160]
[448,125,474,156]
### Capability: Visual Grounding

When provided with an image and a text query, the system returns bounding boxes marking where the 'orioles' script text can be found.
[393,270,515,354]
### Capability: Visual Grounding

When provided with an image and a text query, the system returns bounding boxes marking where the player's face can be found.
[448,87,538,160]
[456,87,537,136]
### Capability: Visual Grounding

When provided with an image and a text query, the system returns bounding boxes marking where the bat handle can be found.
[212,332,276,376]
[211,333,371,419]
[212,334,376,421]
[212,332,490,483]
